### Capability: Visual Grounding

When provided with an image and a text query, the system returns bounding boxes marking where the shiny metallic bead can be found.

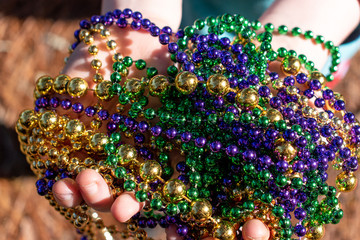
[139,160,162,181]
[336,171,357,192]
[83,35,94,45]
[33,89,42,99]
[88,45,99,55]
[112,53,123,62]
[287,102,298,111]
[298,95,309,106]
[127,221,138,232]
[281,56,301,75]
[272,79,284,90]
[175,71,198,94]
[124,78,143,96]
[206,74,229,95]
[149,75,169,96]
[89,133,108,152]
[15,121,27,136]
[53,74,70,94]
[286,86,298,95]
[117,144,137,164]
[39,111,58,131]
[95,81,112,100]
[190,199,213,220]
[100,29,110,38]
[236,88,259,109]
[331,117,342,130]
[64,119,85,139]
[318,112,329,123]
[36,76,53,95]
[261,75,271,85]
[67,77,88,97]
[302,106,315,118]
[93,73,104,83]
[106,40,117,50]
[48,148,59,159]
[91,59,102,70]
[162,179,186,202]
[134,229,147,240]
[90,119,102,130]
[275,141,297,161]
[309,71,326,87]
[79,29,90,41]
[213,221,236,240]
[266,108,283,123]
[356,148,360,163]
[94,23,105,32]
[19,110,37,130]
[305,225,325,240]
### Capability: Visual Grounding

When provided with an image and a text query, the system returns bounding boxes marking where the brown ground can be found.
[0,0,360,239]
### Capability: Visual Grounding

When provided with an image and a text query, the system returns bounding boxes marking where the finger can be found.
[52,178,82,207]
[242,219,270,240]
[165,224,183,240]
[76,169,113,211]
[110,192,144,222]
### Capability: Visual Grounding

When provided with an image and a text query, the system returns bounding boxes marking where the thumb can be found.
[242,219,270,240]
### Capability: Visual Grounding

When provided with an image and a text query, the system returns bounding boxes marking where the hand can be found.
[52,1,271,239]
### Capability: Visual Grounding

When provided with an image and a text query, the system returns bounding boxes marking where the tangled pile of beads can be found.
[16,8,360,240]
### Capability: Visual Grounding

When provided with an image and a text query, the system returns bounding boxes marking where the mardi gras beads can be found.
[17,9,360,240]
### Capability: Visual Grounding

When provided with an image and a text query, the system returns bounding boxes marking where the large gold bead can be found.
[149,75,169,96]
[206,74,229,95]
[53,74,70,94]
[36,76,53,95]
[336,171,357,192]
[139,160,162,181]
[39,111,58,131]
[190,199,213,220]
[117,144,137,164]
[309,71,326,87]
[281,56,301,75]
[64,119,85,139]
[266,108,283,123]
[275,141,297,161]
[236,88,259,109]
[19,110,37,130]
[95,81,112,100]
[175,71,198,94]
[305,225,325,240]
[89,133,108,152]
[213,221,236,240]
[67,78,88,97]
[162,179,186,202]
[124,78,143,97]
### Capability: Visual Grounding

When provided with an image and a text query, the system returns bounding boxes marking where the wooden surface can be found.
[1,0,360,239]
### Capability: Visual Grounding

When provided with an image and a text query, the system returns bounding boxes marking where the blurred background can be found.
[0,0,359,239]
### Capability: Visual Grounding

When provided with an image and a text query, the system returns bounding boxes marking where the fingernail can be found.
[56,193,73,202]
[81,182,98,195]
[247,236,265,240]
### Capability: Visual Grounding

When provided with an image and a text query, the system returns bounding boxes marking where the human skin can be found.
[52,0,360,239]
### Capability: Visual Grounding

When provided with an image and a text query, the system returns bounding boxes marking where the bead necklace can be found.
[17,9,360,240]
